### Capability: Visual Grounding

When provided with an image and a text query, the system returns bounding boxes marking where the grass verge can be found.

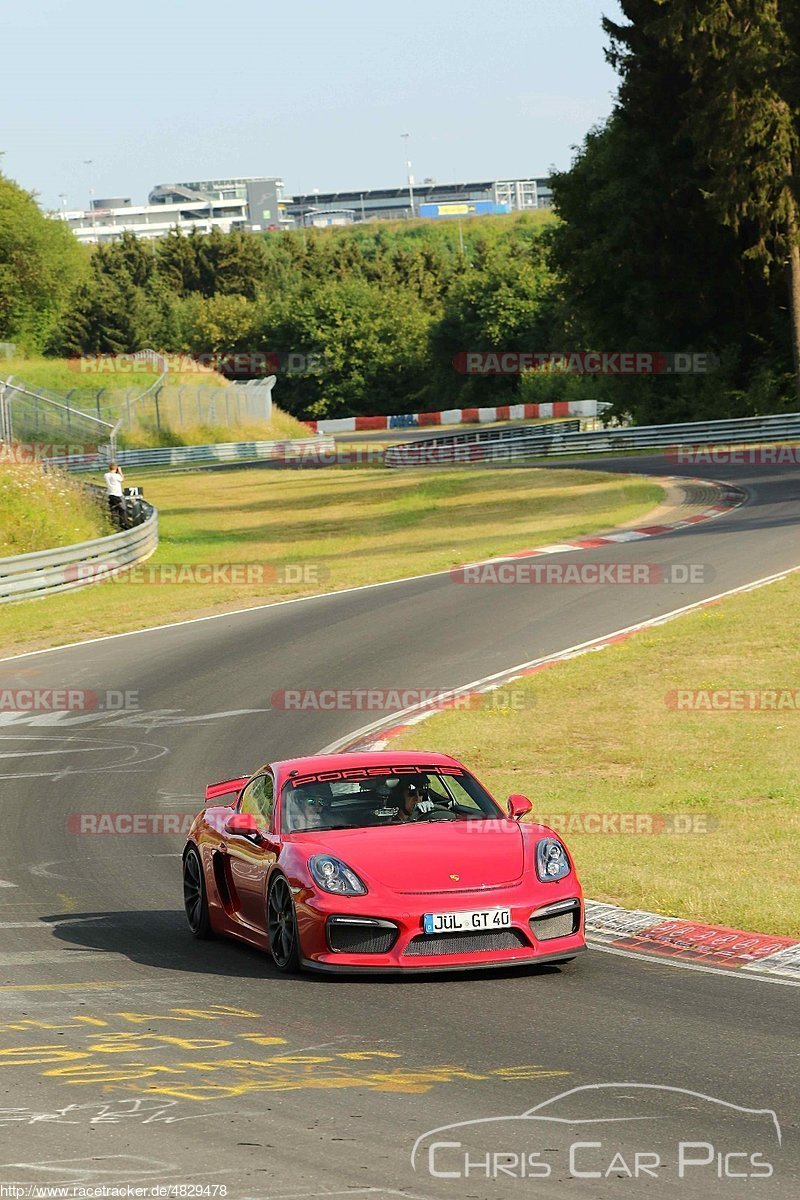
[0,466,662,657]
[118,408,313,449]
[393,572,800,936]
[0,465,111,556]
[3,355,194,400]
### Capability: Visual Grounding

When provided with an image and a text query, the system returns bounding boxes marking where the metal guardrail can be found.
[386,411,800,465]
[0,498,158,604]
[48,435,336,472]
[395,419,582,448]
[385,420,582,465]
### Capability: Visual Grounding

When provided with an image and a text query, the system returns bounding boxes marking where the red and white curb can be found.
[457,475,744,568]
[305,400,602,435]
[586,903,800,981]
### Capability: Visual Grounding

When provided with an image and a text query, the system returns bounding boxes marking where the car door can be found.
[225,772,278,930]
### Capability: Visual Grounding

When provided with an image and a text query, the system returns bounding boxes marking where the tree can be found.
[652,0,800,400]
[549,0,785,423]
[0,172,86,351]
[432,231,556,407]
[157,229,203,296]
[92,231,155,289]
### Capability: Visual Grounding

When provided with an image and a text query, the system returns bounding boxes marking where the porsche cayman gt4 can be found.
[182,751,586,973]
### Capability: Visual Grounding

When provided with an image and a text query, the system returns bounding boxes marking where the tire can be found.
[183,846,212,939]
[267,875,301,973]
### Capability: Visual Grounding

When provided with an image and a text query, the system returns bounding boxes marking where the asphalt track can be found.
[0,453,798,1199]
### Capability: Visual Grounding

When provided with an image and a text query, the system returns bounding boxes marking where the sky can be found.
[3,0,625,212]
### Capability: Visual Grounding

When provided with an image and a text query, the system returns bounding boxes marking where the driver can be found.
[396,776,435,822]
[288,789,328,832]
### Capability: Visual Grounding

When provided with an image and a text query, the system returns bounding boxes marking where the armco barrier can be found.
[0,499,158,603]
[306,400,606,435]
[385,420,580,466]
[385,411,800,466]
[48,436,335,472]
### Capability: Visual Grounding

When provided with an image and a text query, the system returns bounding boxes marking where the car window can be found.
[438,774,482,812]
[281,769,500,832]
[240,774,274,828]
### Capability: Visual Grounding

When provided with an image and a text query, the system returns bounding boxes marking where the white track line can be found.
[319,563,800,753]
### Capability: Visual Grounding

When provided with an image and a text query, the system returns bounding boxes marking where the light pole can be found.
[401,133,414,218]
[84,159,94,226]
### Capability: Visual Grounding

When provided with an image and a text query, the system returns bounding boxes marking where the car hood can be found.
[303,821,525,892]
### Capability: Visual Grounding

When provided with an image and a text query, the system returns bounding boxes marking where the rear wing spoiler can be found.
[205,777,249,802]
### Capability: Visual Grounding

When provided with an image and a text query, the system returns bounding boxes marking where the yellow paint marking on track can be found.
[109,1062,573,1102]
[114,1005,262,1023]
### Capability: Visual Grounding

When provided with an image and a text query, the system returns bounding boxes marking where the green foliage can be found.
[548,0,798,421]
[0,173,86,353]
[45,212,558,417]
[651,0,800,397]
[0,465,111,555]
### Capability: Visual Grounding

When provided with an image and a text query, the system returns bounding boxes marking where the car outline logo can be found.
[410,1082,782,1171]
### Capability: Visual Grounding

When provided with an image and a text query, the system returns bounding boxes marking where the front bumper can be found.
[295,885,585,972]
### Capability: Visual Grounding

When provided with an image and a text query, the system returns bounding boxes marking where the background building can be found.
[289,177,551,226]
[60,177,288,244]
[56,175,551,243]
[149,178,287,230]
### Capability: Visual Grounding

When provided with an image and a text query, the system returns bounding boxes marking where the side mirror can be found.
[225,812,263,839]
[507,794,533,821]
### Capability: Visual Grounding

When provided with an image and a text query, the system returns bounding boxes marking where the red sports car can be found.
[182,751,586,973]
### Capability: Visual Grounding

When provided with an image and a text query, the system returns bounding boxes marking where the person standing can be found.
[104,461,125,527]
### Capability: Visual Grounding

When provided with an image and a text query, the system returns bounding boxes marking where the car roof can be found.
[263,750,464,783]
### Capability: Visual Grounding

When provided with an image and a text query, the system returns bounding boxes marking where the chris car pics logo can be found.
[411,1083,781,1183]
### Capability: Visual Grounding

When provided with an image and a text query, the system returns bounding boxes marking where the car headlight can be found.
[309,854,367,896]
[536,837,571,882]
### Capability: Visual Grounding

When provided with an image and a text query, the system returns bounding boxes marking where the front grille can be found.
[403,929,528,957]
[327,919,397,955]
[530,906,580,942]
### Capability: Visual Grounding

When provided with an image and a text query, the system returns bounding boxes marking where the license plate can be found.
[423,907,512,934]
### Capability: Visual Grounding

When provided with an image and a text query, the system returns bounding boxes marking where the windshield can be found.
[280,766,503,833]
